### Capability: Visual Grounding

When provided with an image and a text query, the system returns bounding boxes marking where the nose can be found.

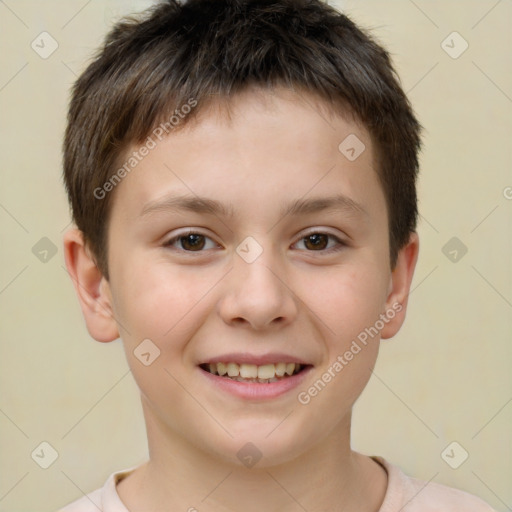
[217,247,298,331]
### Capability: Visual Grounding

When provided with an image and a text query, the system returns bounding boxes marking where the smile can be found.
[200,362,305,383]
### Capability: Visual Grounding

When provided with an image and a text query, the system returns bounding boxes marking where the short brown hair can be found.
[63,0,422,278]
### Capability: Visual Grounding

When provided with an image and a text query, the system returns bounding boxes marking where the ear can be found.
[380,231,419,340]
[63,228,119,343]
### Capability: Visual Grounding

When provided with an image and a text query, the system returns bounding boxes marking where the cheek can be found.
[296,259,387,400]
[304,261,389,343]
[108,258,212,408]
[294,265,385,426]
[109,254,215,349]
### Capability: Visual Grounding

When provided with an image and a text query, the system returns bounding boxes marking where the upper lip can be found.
[199,352,312,366]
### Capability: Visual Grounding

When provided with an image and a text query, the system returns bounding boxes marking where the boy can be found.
[60,0,495,510]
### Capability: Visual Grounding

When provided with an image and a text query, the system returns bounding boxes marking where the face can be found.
[79,87,416,468]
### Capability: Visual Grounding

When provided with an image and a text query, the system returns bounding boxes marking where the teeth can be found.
[285,363,295,376]
[275,362,286,377]
[227,363,239,377]
[240,364,258,378]
[203,362,303,381]
[258,364,275,380]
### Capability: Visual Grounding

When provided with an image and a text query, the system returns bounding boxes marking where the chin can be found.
[201,417,318,469]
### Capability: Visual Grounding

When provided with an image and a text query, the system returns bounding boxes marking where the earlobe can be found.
[63,228,119,343]
[380,232,420,340]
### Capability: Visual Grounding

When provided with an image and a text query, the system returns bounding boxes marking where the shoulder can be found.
[400,475,496,511]
[374,457,496,512]
[56,466,137,512]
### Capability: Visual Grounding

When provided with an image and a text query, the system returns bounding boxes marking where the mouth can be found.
[199,362,308,384]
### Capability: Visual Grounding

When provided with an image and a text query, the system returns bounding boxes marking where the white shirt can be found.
[58,456,496,511]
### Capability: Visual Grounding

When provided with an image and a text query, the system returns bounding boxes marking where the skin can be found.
[64,86,419,511]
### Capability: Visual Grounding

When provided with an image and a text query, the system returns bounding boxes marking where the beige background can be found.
[0,1,510,510]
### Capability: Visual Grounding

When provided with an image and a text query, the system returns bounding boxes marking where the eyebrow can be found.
[140,193,368,220]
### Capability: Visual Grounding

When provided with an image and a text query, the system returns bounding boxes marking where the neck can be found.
[117,398,387,511]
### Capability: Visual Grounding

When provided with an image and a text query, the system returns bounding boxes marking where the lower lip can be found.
[198,366,313,400]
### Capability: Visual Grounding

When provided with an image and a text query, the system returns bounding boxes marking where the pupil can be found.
[306,234,327,250]
[183,234,205,250]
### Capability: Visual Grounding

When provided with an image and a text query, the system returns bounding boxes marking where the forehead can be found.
[109,87,385,224]
[181,86,365,158]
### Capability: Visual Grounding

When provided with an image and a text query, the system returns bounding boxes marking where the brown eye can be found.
[303,233,329,250]
[165,231,218,252]
[180,233,206,251]
[294,232,346,253]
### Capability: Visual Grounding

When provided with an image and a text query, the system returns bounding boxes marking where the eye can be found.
[293,232,346,252]
[164,230,219,252]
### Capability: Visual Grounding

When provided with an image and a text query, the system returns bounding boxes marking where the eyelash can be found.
[163,229,347,255]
